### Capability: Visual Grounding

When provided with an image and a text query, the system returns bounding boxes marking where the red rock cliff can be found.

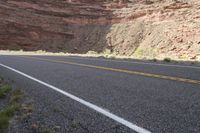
[0,0,200,60]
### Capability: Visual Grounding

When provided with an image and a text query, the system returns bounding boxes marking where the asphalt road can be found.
[0,55,200,133]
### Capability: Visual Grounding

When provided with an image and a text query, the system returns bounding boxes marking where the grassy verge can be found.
[0,77,22,132]
[1,50,199,65]
[0,103,21,130]
[0,85,11,98]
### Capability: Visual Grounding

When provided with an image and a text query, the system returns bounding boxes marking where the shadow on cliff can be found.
[1,0,145,57]
[1,23,112,54]
[0,1,115,54]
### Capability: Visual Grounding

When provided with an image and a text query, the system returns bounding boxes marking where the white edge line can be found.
[0,63,151,133]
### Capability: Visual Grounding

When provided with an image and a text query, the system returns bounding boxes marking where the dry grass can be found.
[0,78,22,131]
[0,103,21,131]
[10,89,22,103]
[0,85,11,98]
[0,50,199,65]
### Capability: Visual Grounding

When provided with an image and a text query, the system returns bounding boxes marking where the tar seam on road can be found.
[0,63,152,133]
[19,56,200,85]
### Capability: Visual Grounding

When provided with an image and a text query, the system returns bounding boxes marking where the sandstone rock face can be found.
[0,0,200,60]
[0,0,112,52]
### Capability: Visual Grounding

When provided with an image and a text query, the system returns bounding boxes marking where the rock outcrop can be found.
[0,0,200,60]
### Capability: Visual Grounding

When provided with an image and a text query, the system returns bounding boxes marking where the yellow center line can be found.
[18,55,200,85]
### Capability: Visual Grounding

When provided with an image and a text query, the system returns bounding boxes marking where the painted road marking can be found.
[54,56,200,70]
[0,63,151,133]
[19,56,200,85]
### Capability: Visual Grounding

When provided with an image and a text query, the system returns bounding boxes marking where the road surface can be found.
[0,55,200,133]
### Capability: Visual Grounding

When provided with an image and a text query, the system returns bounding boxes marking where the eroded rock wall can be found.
[0,0,200,60]
[0,0,115,52]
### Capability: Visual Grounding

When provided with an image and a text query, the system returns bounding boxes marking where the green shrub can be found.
[8,43,21,51]
[0,103,21,117]
[0,114,9,131]
[10,89,22,103]
[0,85,11,98]
[0,103,20,131]
[152,58,157,62]
[133,48,144,58]
[163,58,171,62]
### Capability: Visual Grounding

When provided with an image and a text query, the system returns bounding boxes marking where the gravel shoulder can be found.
[0,73,133,133]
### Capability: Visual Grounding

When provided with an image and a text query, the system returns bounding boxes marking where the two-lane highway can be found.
[0,55,200,133]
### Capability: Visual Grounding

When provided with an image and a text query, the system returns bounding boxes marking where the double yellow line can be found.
[19,55,200,85]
